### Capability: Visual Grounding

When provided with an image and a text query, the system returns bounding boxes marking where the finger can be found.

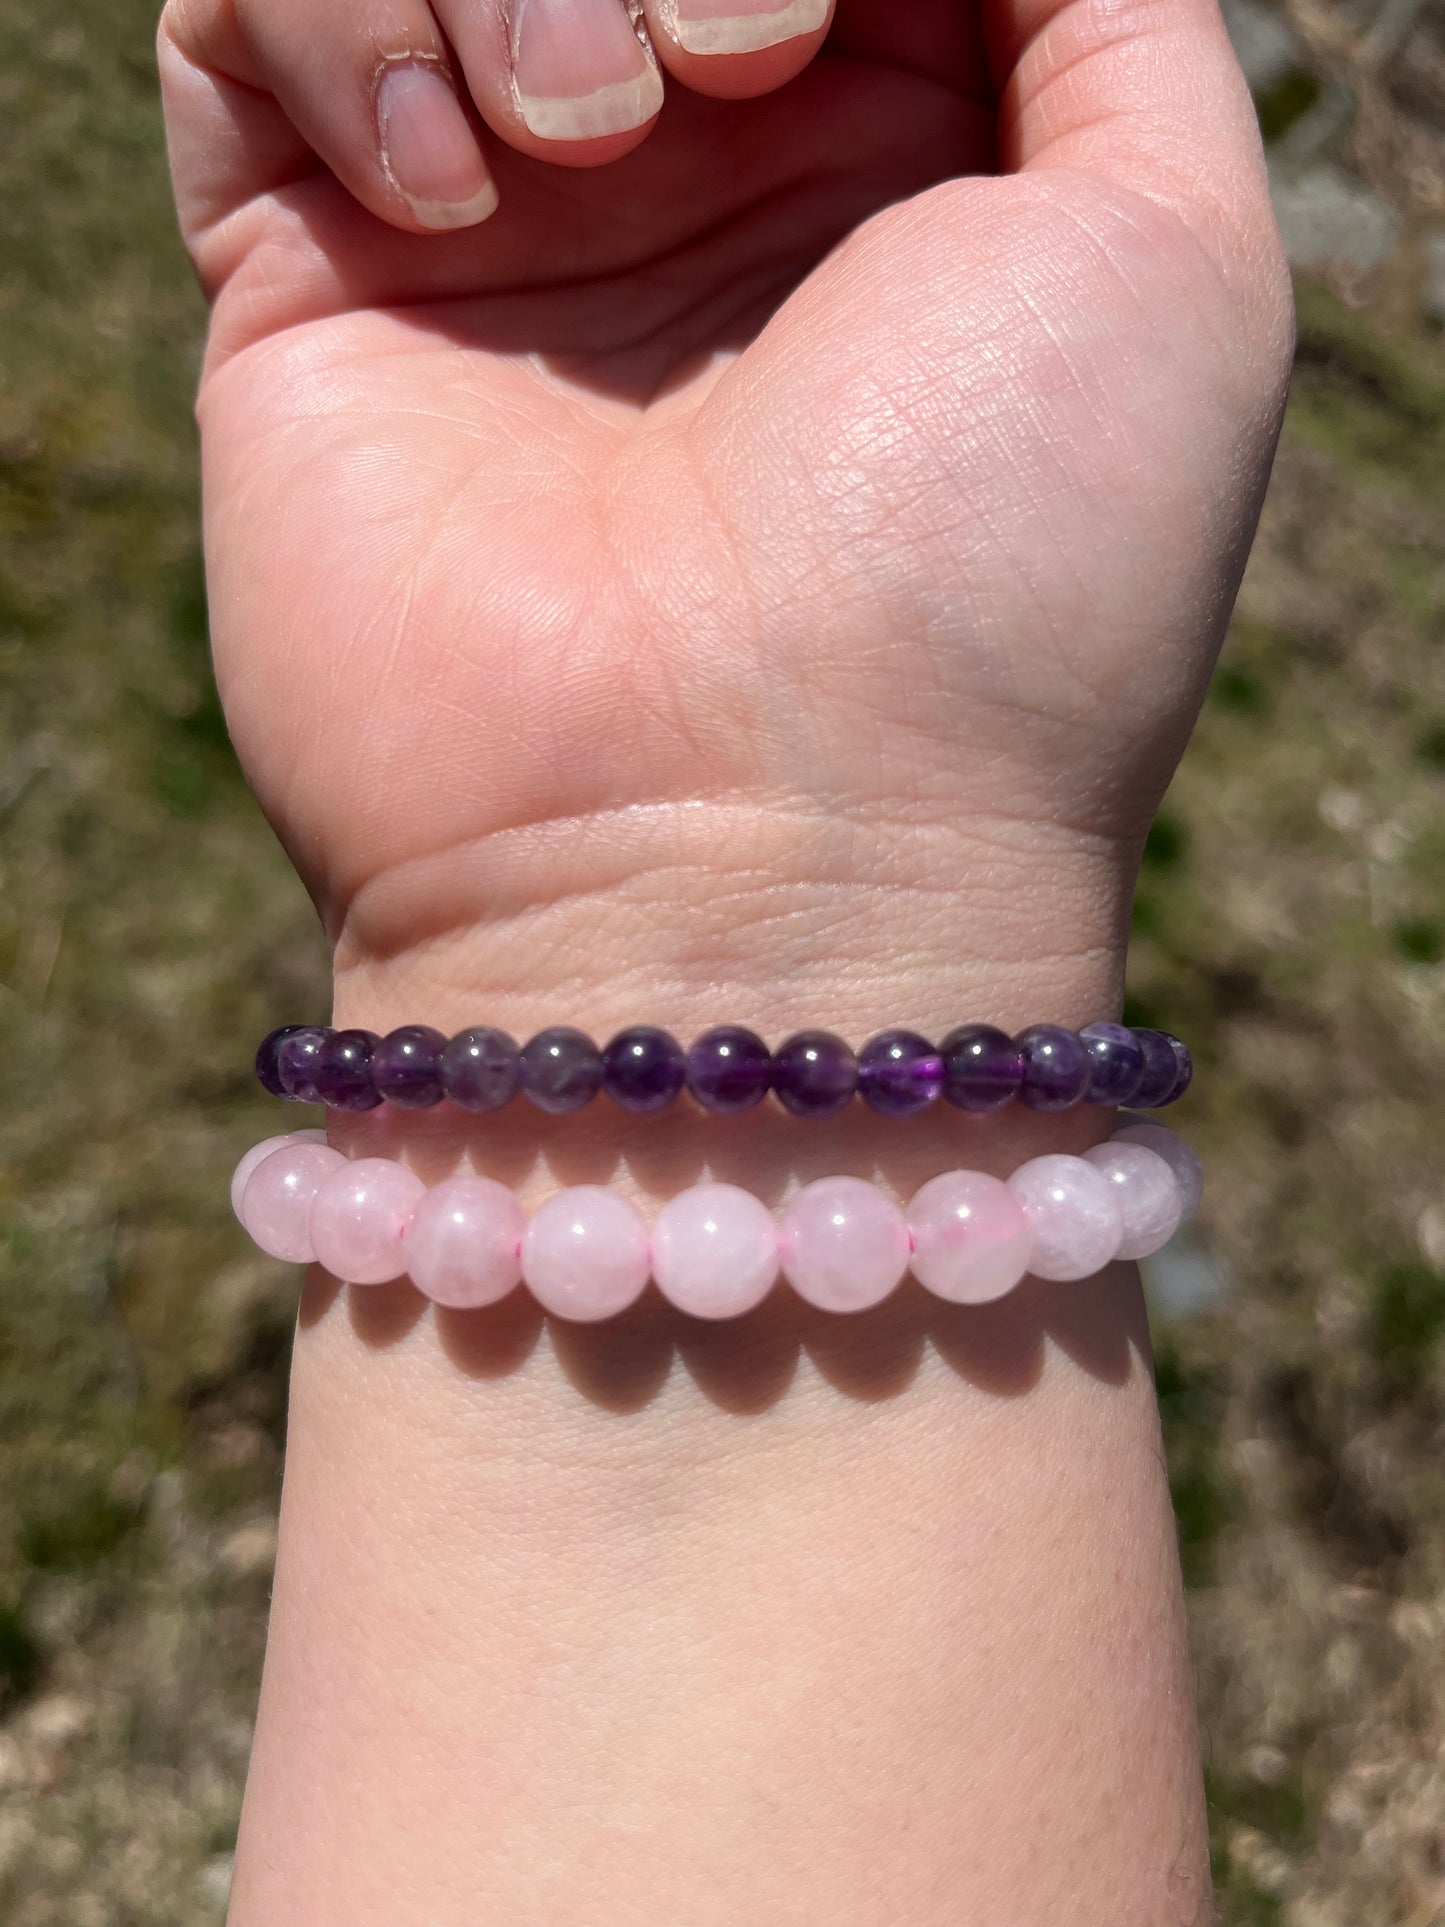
[640,0,833,100]
[161,0,499,241]
[985,0,1286,294]
[159,0,314,263]
[430,0,664,165]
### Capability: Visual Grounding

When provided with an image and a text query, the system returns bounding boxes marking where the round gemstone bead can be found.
[309,1157,425,1285]
[404,1176,526,1308]
[275,1026,332,1103]
[441,1028,521,1114]
[779,1177,910,1313]
[256,1026,306,1099]
[519,1028,603,1115]
[1007,1154,1123,1282]
[1131,1029,1183,1109]
[371,1026,447,1109]
[1158,1033,1193,1106]
[601,1027,686,1115]
[650,1183,780,1320]
[1078,1022,1146,1107]
[906,1171,1034,1305]
[230,1131,326,1223]
[1114,1119,1203,1221]
[314,1029,382,1112]
[521,1186,651,1321]
[772,1032,858,1119]
[1015,1025,1091,1112]
[1082,1142,1183,1261]
[685,1026,773,1115]
[240,1141,345,1263]
[939,1025,1024,1113]
[857,1030,945,1118]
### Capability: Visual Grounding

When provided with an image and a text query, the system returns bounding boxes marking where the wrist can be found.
[236,806,1207,1926]
[325,798,1138,1200]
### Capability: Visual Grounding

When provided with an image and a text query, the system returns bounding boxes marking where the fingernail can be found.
[510,0,664,142]
[665,0,827,56]
[377,62,499,229]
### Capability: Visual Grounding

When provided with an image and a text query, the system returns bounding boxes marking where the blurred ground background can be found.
[0,0,1442,1919]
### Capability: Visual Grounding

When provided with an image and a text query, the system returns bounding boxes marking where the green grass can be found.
[1155,1343,1234,1588]
[1369,1263,1445,1396]
[0,3,327,1914]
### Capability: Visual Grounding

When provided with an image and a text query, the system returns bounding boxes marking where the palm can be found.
[180,11,1284,977]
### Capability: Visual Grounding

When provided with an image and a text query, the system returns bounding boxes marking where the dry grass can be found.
[0,1,1442,1920]
[1134,285,1445,1925]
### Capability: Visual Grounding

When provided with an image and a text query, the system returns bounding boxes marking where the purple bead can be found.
[314,1029,383,1112]
[1163,1032,1194,1109]
[601,1027,686,1115]
[1132,1029,1184,1109]
[1078,1022,1146,1108]
[940,1025,1024,1113]
[256,1026,306,1099]
[441,1028,521,1113]
[685,1026,772,1115]
[275,1026,332,1103]
[520,1027,603,1115]
[857,1029,944,1118]
[371,1025,447,1109]
[1016,1025,1091,1112]
[772,1031,858,1118]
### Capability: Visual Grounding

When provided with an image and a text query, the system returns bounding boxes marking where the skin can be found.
[155,0,1293,1919]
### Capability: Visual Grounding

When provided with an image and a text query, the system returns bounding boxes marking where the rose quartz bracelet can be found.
[232,1117,1200,1322]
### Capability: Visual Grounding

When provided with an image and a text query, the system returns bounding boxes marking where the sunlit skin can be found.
[157,2,1292,1920]
[161,0,1290,1041]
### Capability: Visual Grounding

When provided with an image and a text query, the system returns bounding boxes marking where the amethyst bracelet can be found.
[256,1021,1192,1117]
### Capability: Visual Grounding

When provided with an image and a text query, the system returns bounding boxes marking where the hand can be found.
[158,0,1291,1059]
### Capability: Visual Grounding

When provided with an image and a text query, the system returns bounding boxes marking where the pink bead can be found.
[779,1177,910,1314]
[404,1177,526,1309]
[651,1183,780,1320]
[1007,1154,1123,1283]
[232,1135,304,1224]
[309,1157,426,1286]
[906,1171,1034,1305]
[521,1186,651,1323]
[1083,1142,1183,1260]
[1113,1119,1203,1221]
[240,1142,346,1264]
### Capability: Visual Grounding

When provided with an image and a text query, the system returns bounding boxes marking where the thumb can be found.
[989,0,1290,308]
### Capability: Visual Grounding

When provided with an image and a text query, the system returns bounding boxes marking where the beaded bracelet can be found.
[232,1117,1201,1321]
[256,1021,1192,1118]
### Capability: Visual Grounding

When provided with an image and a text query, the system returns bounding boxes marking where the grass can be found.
[1128,262,1445,1925]
[1,0,1443,1919]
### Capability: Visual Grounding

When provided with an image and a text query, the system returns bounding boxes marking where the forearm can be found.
[229,861,1209,1925]
[236,1263,1202,1925]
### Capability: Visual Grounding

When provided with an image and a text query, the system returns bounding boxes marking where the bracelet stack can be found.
[231,1117,1201,1322]
[255,1020,1193,1117]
